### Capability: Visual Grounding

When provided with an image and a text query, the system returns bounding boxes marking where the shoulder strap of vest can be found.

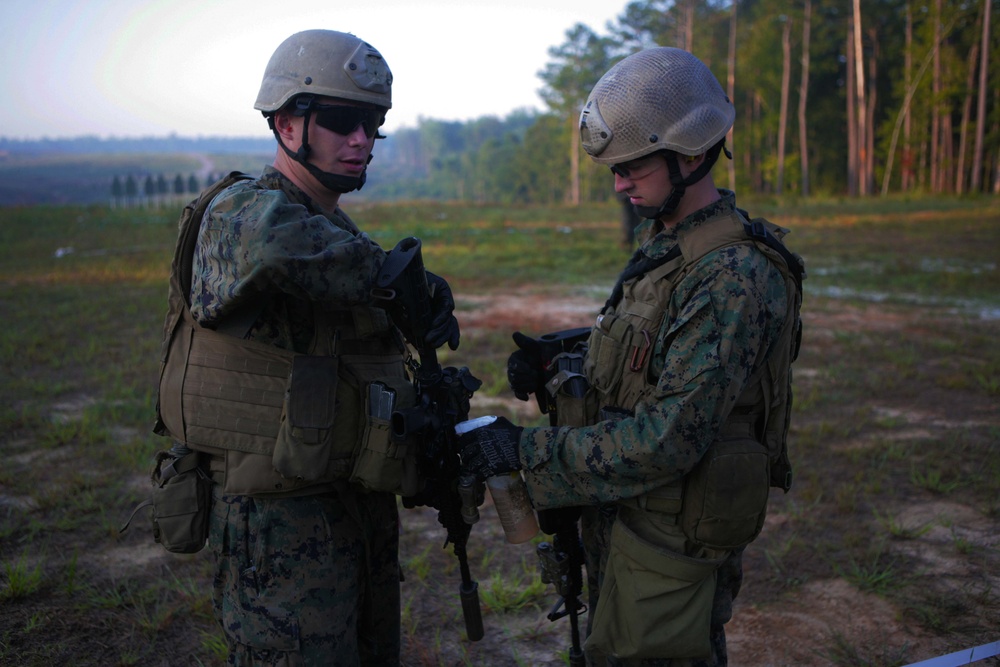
[740,215,806,294]
[605,245,682,310]
[169,171,257,339]
[172,171,254,310]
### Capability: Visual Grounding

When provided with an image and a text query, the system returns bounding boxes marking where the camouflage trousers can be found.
[209,483,401,666]
[580,505,743,667]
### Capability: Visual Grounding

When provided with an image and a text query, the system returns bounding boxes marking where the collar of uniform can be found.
[640,189,737,260]
[258,165,361,235]
[259,165,316,210]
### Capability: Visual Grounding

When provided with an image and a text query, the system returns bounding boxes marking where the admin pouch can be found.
[120,447,212,554]
[586,513,725,659]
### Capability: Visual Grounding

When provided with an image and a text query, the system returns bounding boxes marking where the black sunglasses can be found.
[312,104,384,139]
[609,155,665,180]
[609,164,632,178]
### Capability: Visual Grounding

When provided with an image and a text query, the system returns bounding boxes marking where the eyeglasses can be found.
[609,156,665,181]
[312,104,384,139]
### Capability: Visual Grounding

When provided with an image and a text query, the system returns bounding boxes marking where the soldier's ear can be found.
[272,109,299,144]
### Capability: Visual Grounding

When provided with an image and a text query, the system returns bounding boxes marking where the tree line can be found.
[7,0,994,207]
[109,173,226,209]
[373,0,998,203]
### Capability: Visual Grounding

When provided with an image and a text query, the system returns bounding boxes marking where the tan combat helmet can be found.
[580,47,733,164]
[255,29,392,113]
[580,47,735,219]
[255,30,392,193]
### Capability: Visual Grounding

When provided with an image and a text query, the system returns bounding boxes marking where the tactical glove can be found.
[507,331,542,401]
[425,271,461,350]
[459,416,523,482]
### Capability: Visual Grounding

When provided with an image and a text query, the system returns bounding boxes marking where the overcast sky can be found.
[2,0,630,140]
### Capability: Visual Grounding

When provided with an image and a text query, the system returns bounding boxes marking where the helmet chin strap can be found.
[269,104,370,194]
[634,141,728,220]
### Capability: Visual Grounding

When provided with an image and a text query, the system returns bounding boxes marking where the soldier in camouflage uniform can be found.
[459,48,801,666]
[192,30,459,666]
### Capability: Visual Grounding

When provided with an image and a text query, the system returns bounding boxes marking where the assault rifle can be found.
[374,236,485,641]
[525,327,590,667]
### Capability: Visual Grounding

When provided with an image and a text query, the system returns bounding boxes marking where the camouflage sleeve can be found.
[520,245,788,510]
[191,183,385,325]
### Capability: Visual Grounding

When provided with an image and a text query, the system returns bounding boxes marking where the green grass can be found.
[0,194,998,665]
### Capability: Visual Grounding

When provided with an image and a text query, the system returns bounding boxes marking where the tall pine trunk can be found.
[798,0,812,196]
[777,15,792,195]
[903,4,913,192]
[727,0,738,192]
[846,16,858,196]
[853,0,868,195]
[971,0,992,191]
[865,27,878,197]
[955,17,981,195]
[931,0,942,193]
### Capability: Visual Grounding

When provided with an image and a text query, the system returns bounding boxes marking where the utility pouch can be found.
[122,447,212,554]
[272,355,340,482]
[586,516,721,659]
[349,375,418,495]
[680,434,770,550]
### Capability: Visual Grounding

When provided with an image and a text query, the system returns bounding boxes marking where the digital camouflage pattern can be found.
[195,167,403,664]
[209,485,401,666]
[519,192,787,509]
[191,165,387,351]
[521,191,788,667]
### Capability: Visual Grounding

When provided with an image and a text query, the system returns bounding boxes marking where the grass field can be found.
[1,194,998,666]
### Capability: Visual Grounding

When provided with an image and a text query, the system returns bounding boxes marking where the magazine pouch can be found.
[350,373,419,495]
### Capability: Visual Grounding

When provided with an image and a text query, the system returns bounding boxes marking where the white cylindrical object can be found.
[454,415,497,435]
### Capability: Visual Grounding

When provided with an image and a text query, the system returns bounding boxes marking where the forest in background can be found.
[1,0,997,207]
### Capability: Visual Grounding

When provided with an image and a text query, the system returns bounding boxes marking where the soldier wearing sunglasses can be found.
[187,29,460,665]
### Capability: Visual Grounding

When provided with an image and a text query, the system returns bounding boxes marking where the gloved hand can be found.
[425,271,460,350]
[507,332,542,401]
[459,416,523,482]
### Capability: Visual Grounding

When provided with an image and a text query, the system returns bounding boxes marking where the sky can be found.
[2,0,630,140]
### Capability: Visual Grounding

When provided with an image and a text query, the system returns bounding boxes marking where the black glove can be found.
[507,331,542,401]
[425,271,460,350]
[459,416,523,482]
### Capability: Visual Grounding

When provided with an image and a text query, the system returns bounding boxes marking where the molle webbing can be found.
[179,326,291,454]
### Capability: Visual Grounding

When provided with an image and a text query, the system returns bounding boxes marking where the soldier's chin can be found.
[633,204,661,220]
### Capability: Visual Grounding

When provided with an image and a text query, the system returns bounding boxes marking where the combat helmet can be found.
[579,47,734,219]
[256,30,393,193]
